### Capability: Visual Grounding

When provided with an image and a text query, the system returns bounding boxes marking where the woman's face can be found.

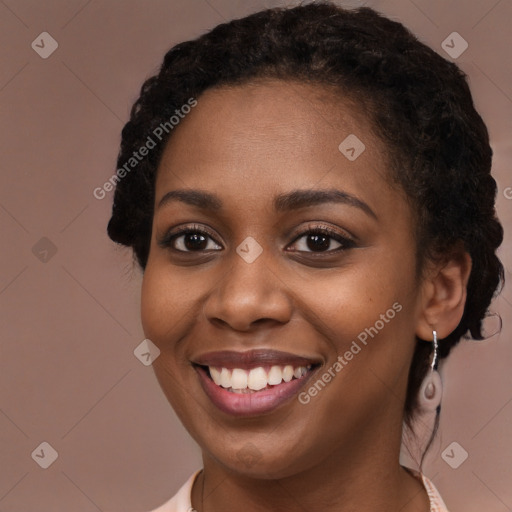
[141,80,426,478]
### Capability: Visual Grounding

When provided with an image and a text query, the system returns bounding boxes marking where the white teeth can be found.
[282,365,294,382]
[210,367,222,386]
[247,367,268,390]
[268,365,283,385]
[231,368,248,389]
[207,363,312,391]
[220,368,232,388]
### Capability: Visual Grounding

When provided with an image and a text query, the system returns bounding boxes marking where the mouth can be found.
[192,350,321,416]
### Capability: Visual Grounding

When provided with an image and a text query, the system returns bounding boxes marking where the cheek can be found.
[299,261,409,331]
[140,264,183,345]
[300,254,418,384]
[140,265,163,340]
[140,264,199,416]
[140,261,212,348]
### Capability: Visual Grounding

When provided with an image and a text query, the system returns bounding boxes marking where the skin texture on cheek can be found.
[140,80,427,508]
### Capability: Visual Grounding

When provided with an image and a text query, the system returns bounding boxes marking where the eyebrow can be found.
[157,188,377,219]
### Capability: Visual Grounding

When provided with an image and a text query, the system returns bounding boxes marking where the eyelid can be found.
[157,223,222,250]
[288,222,356,252]
[158,221,356,254]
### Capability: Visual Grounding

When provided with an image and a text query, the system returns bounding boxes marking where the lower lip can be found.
[195,366,316,417]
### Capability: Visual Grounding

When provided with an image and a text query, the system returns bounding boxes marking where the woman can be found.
[107,2,504,511]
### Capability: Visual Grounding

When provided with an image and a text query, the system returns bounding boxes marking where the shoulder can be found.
[146,470,201,512]
[420,473,450,512]
[407,467,451,512]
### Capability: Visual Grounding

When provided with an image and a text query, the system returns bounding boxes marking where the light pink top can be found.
[147,468,449,512]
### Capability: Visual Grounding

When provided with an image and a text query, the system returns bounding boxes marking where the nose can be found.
[202,249,293,332]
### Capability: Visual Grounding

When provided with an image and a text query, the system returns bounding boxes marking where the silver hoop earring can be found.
[418,330,443,412]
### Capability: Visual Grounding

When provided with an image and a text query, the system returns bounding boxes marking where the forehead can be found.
[155,79,397,211]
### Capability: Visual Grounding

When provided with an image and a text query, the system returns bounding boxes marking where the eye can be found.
[288,224,355,253]
[158,223,355,255]
[158,224,222,252]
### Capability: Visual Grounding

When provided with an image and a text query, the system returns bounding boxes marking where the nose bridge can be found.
[203,241,292,330]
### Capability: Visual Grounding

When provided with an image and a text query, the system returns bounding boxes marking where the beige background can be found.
[0,0,511,511]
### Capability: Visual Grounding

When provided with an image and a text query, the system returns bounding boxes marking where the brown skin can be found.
[141,80,471,511]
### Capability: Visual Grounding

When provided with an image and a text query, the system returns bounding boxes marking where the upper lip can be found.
[192,349,322,370]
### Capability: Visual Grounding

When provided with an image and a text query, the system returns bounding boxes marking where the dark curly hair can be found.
[107,1,504,454]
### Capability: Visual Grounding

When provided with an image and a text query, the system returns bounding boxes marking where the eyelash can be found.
[158,223,355,255]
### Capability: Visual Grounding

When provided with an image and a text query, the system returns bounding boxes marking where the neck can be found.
[192,431,430,512]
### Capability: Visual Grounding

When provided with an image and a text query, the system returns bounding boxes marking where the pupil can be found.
[307,234,329,251]
[185,233,207,250]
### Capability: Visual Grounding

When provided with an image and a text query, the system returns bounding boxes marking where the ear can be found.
[416,248,472,341]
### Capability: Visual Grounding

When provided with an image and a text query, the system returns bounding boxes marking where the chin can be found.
[202,435,317,480]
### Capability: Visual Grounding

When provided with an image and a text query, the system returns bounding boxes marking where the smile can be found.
[192,350,321,416]
[209,364,312,393]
